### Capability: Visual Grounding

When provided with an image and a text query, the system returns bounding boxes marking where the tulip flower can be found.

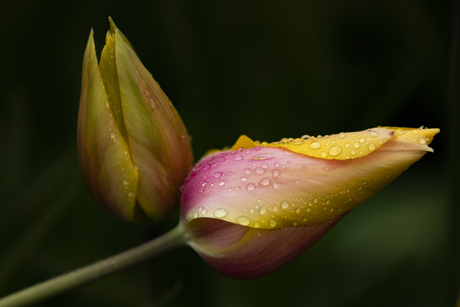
[77,18,193,222]
[180,127,439,279]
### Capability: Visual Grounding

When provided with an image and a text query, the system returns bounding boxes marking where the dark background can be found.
[0,1,456,306]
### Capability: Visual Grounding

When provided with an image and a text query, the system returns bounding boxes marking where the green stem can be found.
[0,224,186,307]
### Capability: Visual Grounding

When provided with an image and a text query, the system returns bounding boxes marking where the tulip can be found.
[180,127,439,279]
[77,18,193,222]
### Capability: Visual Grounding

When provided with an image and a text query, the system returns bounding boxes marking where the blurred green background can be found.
[0,0,456,306]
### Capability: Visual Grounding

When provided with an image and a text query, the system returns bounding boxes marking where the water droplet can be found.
[274,162,280,167]
[354,142,360,148]
[281,200,289,209]
[303,216,307,222]
[309,141,321,149]
[202,163,210,171]
[418,137,426,144]
[326,199,331,204]
[127,190,134,198]
[259,178,271,186]
[262,163,269,169]
[369,143,376,150]
[236,216,250,226]
[338,133,347,139]
[213,172,223,178]
[295,207,301,213]
[359,137,365,143]
[370,131,379,137]
[293,141,304,145]
[202,182,207,187]
[202,209,207,215]
[413,130,418,134]
[273,169,281,178]
[301,135,311,139]
[246,183,256,190]
[273,206,279,211]
[254,222,260,228]
[110,131,116,139]
[273,182,280,188]
[292,221,298,226]
[313,198,318,203]
[235,186,241,191]
[330,207,334,212]
[269,218,277,227]
[259,206,267,214]
[233,155,244,161]
[214,209,228,217]
[255,167,265,174]
[307,208,311,212]
[244,168,251,174]
[219,180,225,186]
[351,150,356,155]
[241,177,247,182]
[320,152,327,158]
[397,129,406,135]
[329,145,342,156]
[193,212,199,218]
[122,179,129,186]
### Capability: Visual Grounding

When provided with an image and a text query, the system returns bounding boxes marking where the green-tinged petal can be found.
[77,31,139,221]
[113,25,193,219]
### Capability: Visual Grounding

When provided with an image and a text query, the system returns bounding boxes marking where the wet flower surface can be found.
[180,127,439,279]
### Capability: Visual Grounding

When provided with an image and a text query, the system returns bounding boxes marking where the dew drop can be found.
[320,152,327,158]
[241,177,247,182]
[292,221,298,226]
[202,209,207,215]
[254,222,260,228]
[259,178,271,186]
[227,188,233,192]
[273,206,279,211]
[219,180,225,186]
[262,163,269,169]
[246,183,256,190]
[273,182,280,188]
[259,206,267,214]
[274,162,280,167]
[127,190,134,198]
[295,207,301,213]
[418,137,426,144]
[369,143,376,150]
[313,198,318,203]
[293,141,304,145]
[244,168,251,174]
[255,167,265,174]
[351,150,356,155]
[359,137,365,143]
[281,200,289,209]
[213,209,228,217]
[122,179,129,186]
[193,212,199,218]
[309,141,321,149]
[110,131,116,139]
[370,131,379,137]
[303,216,307,222]
[307,208,311,212]
[329,145,342,156]
[397,129,406,135]
[213,172,223,178]
[269,218,277,227]
[233,155,244,161]
[338,133,347,139]
[273,169,281,178]
[354,143,360,148]
[236,216,250,226]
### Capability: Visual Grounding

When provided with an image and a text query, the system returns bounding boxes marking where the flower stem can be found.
[0,224,186,307]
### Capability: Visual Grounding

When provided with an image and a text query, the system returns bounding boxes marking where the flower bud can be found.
[77,18,193,222]
[180,127,439,279]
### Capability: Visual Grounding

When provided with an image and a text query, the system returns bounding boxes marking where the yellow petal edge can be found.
[231,127,439,160]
